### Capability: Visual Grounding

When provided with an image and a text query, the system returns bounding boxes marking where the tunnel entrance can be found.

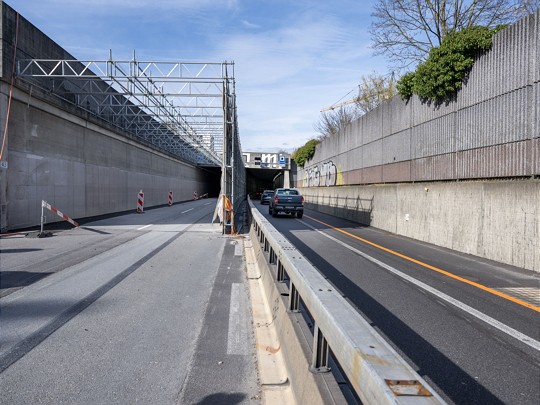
[198,165,222,198]
[243,151,292,199]
[246,167,283,196]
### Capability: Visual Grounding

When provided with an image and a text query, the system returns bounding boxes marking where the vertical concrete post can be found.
[283,169,290,188]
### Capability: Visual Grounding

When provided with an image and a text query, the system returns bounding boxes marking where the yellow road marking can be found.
[305,214,540,313]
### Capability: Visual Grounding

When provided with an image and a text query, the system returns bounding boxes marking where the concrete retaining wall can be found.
[1,84,216,230]
[298,180,540,272]
[293,11,540,272]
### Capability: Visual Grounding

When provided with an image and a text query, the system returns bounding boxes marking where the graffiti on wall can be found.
[304,161,339,187]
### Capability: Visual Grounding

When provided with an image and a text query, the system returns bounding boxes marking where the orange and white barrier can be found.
[168,191,173,206]
[40,200,79,234]
[137,190,144,213]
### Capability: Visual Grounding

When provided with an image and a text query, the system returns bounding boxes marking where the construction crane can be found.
[320,87,359,112]
[320,97,358,112]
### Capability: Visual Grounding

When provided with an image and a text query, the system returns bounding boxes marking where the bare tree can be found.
[316,72,397,139]
[314,106,360,141]
[516,0,540,15]
[370,0,536,70]
[356,72,398,114]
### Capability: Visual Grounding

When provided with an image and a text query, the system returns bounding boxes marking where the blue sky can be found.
[8,0,388,152]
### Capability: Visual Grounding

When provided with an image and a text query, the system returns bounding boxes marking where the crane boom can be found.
[320,97,358,112]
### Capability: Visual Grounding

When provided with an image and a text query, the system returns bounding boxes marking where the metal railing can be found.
[248,198,446,404]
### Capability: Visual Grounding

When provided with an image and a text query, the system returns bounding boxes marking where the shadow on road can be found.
[0,248,43,253]
[0,270,52,290]
[194,392,246,405]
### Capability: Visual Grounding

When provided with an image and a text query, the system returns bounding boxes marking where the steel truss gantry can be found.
[16,53,236,166]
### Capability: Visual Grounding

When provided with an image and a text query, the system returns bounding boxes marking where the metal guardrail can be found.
[248,198,446,404]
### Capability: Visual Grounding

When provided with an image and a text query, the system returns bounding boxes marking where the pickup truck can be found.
[268,188,304,218]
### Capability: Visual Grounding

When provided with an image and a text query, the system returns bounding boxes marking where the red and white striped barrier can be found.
[168,191,173,206]
[137,190,144,213]
[41,200,79,233]
[193,191,198,200]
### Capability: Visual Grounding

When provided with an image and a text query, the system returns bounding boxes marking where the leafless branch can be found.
[370,0,529,70]
[314,107,360,140]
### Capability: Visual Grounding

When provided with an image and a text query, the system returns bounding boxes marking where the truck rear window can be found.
[277,189,299,195]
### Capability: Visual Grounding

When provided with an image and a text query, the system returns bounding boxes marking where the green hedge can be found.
[292,139,319,167]
[397,25,506,101]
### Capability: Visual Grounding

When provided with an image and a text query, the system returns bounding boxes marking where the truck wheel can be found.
[297,212,303,219]
[272,209,278,218]
[268,207,272,215]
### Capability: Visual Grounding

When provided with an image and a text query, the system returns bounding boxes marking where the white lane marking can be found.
[182,208,194,214]
[204,203,211,206]
[299,219,540,352]
[137,224,152,230]
[227,283,248,355]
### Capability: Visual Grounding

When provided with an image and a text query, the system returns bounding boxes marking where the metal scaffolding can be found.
[220,64,246,234]
[16,53,234,166]
[16,52,246,233]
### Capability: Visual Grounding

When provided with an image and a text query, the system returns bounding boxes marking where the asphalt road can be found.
[0,199,259,404]
[255,202,540,405]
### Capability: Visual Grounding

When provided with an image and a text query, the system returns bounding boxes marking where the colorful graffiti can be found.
[304,161,339,187]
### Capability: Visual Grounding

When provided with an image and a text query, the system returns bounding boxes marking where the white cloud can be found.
[241,20,260,29]
[209,12,386,150]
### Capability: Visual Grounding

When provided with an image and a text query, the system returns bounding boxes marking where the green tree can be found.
[397,25,505,100]
[292,139,320,167]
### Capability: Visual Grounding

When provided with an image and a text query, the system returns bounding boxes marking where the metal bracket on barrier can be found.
[269,247,277,264]
[277,261,285,282]
[311,325,331,373]
[289,283,300,312]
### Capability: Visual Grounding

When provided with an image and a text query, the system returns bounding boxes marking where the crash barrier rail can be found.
[248,198,445,404]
